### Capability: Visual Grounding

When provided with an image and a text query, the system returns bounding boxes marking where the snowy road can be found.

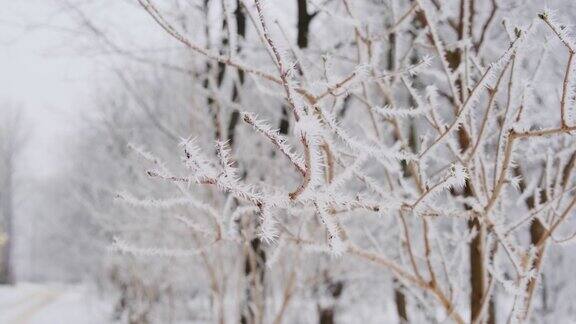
[0,283,111,324]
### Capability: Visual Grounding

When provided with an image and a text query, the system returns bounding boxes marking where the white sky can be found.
[0,0,166,179]
[0,0,95,178]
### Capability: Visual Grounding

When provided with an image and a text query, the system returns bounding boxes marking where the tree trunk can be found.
[317,273,344,324]
[469,218,486,322]
[513,166,549,321]
[0,161,14,285]
[394,281,408,323]
[241,236,266,324]
[296,0,315,49]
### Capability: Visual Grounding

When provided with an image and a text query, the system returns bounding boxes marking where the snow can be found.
[0,283,112,324]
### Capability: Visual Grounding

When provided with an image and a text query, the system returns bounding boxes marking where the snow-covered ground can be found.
[0,283,112,324]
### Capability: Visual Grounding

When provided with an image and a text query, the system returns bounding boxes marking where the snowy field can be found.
[0,284,111,324]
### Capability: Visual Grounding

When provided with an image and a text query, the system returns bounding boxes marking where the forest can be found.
[1,0,576,323]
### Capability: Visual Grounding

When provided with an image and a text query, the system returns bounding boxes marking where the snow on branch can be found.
[111,237,207,258]
[539,9,576,53]
[241,111,305,174]
[115,191,218,217]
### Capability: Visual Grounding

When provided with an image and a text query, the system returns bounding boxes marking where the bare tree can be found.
[0,105,26,285]
[49,0,576,322]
